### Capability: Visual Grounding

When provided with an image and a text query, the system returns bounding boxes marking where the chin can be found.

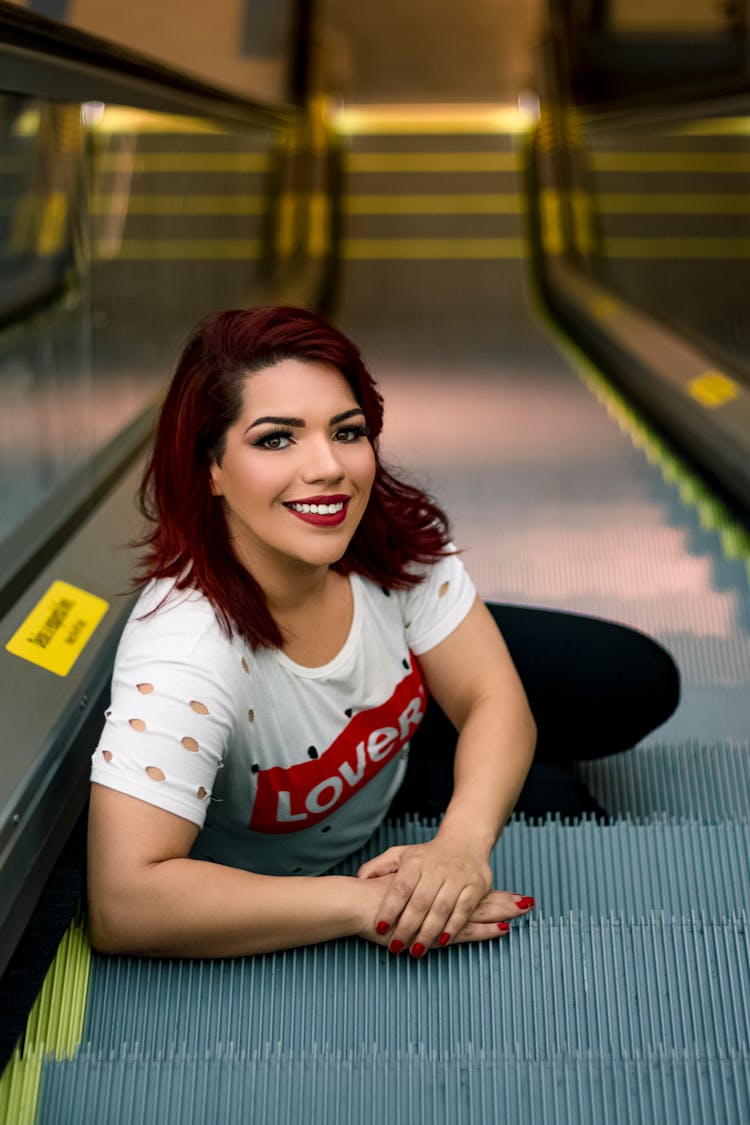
[277,534,350,568]
[300,545,350,568]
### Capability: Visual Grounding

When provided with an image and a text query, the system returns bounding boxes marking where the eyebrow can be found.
[245,407,364,433]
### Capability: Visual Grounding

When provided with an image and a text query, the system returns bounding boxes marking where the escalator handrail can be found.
[0,0,297,130]
[541,0,750,118]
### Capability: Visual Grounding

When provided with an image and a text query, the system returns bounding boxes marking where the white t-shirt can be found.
[90,550,476,875]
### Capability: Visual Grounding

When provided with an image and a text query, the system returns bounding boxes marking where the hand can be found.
[356,837,533,956]
[355,875,535,952]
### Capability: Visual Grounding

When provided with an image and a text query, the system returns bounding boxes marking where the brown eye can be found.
[334,424,368,443]
[252,429,293,450]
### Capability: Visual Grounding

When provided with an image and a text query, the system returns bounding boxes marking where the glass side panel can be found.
[17,0,296,104]
[0,93,92,546]
[577,102,750,380]
[0,95,283,555]
[556,0,748,103]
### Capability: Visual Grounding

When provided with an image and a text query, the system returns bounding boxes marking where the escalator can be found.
[1,6,749,1123]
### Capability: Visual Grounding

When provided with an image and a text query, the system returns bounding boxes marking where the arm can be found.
[88,784,369,958]
[358,597,537,952]
[430,597,537,849]
[88,783,523,957]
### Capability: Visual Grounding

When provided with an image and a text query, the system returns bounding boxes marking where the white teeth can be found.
[289,502,344,515]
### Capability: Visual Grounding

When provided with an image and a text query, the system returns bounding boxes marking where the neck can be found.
[231,541,331,615]
[265,568,332,616]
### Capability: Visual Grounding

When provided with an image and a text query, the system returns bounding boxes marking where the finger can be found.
[371,867,427,940]
[393,872,490,956]
[356,848,402,880]
[426,884,490,951]
[513,895,536,913]
[382,874,443,953]
[469,892,536,925]
[403,883,475,957]
[452,920,513,944]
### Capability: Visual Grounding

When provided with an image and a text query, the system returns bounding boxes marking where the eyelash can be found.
[336,423,369,443]
[251,424,369,450]
[249,427,292,450]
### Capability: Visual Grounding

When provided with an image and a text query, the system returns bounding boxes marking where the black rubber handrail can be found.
[542,0,750,116]
[0,0,296,129]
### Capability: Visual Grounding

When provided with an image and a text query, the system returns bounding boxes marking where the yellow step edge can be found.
[94,239,262,260]
[346,153,521,173]
[90,194,265,215]
[94,153,271,173]
[591,153,750,173]
[603,237,750,258]
[598,192,750,214]
[342,237,524,259]
[0,1045,44,1125]
[0,912,92,1125]
[344,193,524,214]
[333,102,536,136]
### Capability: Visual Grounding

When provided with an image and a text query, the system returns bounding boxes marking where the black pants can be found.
[389,603,681,820]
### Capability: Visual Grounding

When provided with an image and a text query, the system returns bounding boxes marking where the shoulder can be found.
[116,579,246,684]
[395,547,477,655]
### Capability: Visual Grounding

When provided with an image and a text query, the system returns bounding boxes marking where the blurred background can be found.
[1,0,747,555]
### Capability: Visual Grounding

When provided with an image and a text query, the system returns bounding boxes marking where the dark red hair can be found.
[137,306,452,648]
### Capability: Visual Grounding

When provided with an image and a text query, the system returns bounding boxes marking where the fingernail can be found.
[516,897,535,910]
[411,943,426,959]
[438,932,451,946]
[498,922,510,933]
[389,939,404,954]
[376,920,390,935]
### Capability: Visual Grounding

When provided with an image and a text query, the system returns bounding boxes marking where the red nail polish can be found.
[411,943,426,958]
[516,897,535,910]
[389,939,404,954]
[376,920,390,935]
[438,932,451,946]
[498,922,510,932]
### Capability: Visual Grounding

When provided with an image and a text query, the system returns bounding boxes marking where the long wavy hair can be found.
[137,306,452,649]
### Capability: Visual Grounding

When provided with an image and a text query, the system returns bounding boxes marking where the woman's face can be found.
[210,358,376,580]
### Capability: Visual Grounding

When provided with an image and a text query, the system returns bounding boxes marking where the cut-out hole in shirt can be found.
[129,718,146,732]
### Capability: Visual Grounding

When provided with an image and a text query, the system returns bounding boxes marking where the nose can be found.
[300,435,345,485]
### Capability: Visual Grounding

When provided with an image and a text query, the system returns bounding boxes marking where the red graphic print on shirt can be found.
[249,655,426,833]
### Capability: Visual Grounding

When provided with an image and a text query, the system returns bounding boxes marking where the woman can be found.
[88,306,679,960]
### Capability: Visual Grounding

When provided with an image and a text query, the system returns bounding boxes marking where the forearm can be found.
[436,693,536,854]
[89,859,364,959]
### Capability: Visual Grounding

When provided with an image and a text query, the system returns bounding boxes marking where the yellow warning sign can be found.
[687,370,739,409]
[5,580,109,677]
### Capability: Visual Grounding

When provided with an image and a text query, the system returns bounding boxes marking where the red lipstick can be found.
[283,494,350,527]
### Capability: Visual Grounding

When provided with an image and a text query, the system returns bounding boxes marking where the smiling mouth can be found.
[283,497,350,526]
[286,501,345,515]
